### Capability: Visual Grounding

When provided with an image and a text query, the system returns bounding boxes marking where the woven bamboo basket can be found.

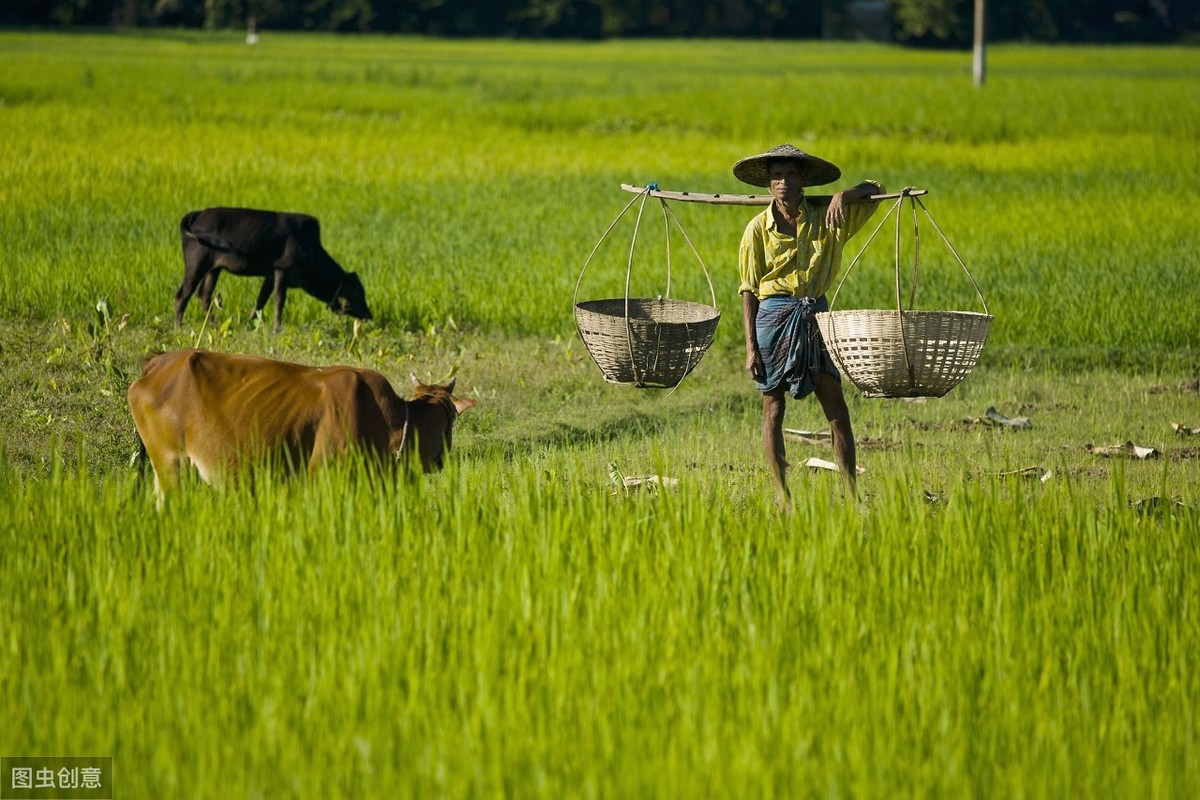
[574,187,720,389]
[575,298,720,388]
[815,189,993,398]
[816,309,992,398]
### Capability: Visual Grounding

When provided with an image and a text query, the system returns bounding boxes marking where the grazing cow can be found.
[176,207,372,331]
[128,349,474,499]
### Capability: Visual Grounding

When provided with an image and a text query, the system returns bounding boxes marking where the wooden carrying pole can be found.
[619,184,927,206]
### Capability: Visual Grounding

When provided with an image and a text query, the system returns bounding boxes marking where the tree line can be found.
[6,0,1197,45]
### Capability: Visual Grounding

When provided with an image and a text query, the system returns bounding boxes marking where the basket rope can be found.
[623,195,651,378]
[573,187,718,310]
[573,186,719,388]
[829,188,989,316]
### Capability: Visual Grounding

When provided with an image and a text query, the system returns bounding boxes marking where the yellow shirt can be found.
[738,181,884,300]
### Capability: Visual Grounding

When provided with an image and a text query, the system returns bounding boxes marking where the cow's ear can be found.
[454,396,475,414]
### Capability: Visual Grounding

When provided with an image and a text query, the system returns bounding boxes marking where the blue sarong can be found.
[754,295,840,399]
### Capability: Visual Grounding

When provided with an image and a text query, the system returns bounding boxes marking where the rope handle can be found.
[572,185,718,309]
[572,189,643,309]
[827,188,989,316]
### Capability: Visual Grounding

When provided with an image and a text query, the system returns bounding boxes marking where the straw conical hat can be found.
[732,143,842,188]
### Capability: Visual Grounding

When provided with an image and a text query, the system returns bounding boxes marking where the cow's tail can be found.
[179,210,199,236]
[180,211,238,254]
[129,432,149,475]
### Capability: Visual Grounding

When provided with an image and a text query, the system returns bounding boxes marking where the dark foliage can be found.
[1,0,1195,43]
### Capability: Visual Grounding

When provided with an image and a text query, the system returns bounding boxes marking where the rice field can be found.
[0,31,1198,798]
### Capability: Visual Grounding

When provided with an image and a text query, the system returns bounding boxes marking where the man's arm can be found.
[825,180,882,228]
[742,291,764,381]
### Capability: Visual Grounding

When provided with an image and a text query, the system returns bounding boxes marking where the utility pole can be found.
[973,0,987,87]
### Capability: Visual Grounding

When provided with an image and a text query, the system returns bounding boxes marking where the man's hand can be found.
[825,191,848,228]
[742,291,764,382]
[825,181,880,227]
[746,348,765,382]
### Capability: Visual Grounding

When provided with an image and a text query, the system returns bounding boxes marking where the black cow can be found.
[175,207,372,332]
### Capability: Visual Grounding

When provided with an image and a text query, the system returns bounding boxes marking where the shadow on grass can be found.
[475,390,751,462]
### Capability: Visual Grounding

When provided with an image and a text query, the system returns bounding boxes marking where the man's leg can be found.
[814,371,857,499]
[762,388,791,510]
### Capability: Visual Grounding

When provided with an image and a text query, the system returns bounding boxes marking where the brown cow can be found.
[176,207,372,332]
[128,349,473,499]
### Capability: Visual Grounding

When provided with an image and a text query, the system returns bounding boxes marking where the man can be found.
[735,143,884,507]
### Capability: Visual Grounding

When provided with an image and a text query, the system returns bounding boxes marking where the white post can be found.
[973,0,987,87]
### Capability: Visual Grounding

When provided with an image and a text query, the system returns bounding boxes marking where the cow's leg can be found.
[138,439,181,508]
[197,269,221,315]
[252,276,274,326]
[272,270,289,332]
[152,458,179,509]
[271,234,305,332]
[175,241,212,326]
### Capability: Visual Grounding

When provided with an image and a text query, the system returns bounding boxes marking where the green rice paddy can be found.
[0,31,1197,798]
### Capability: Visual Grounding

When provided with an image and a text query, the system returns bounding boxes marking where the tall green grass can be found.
[2,449,1196,797]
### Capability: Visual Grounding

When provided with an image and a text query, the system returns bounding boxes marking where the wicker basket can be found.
[574,188,720,389]
[813,189,993,399]
[575,298,720,388]
[816,309,993,398]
